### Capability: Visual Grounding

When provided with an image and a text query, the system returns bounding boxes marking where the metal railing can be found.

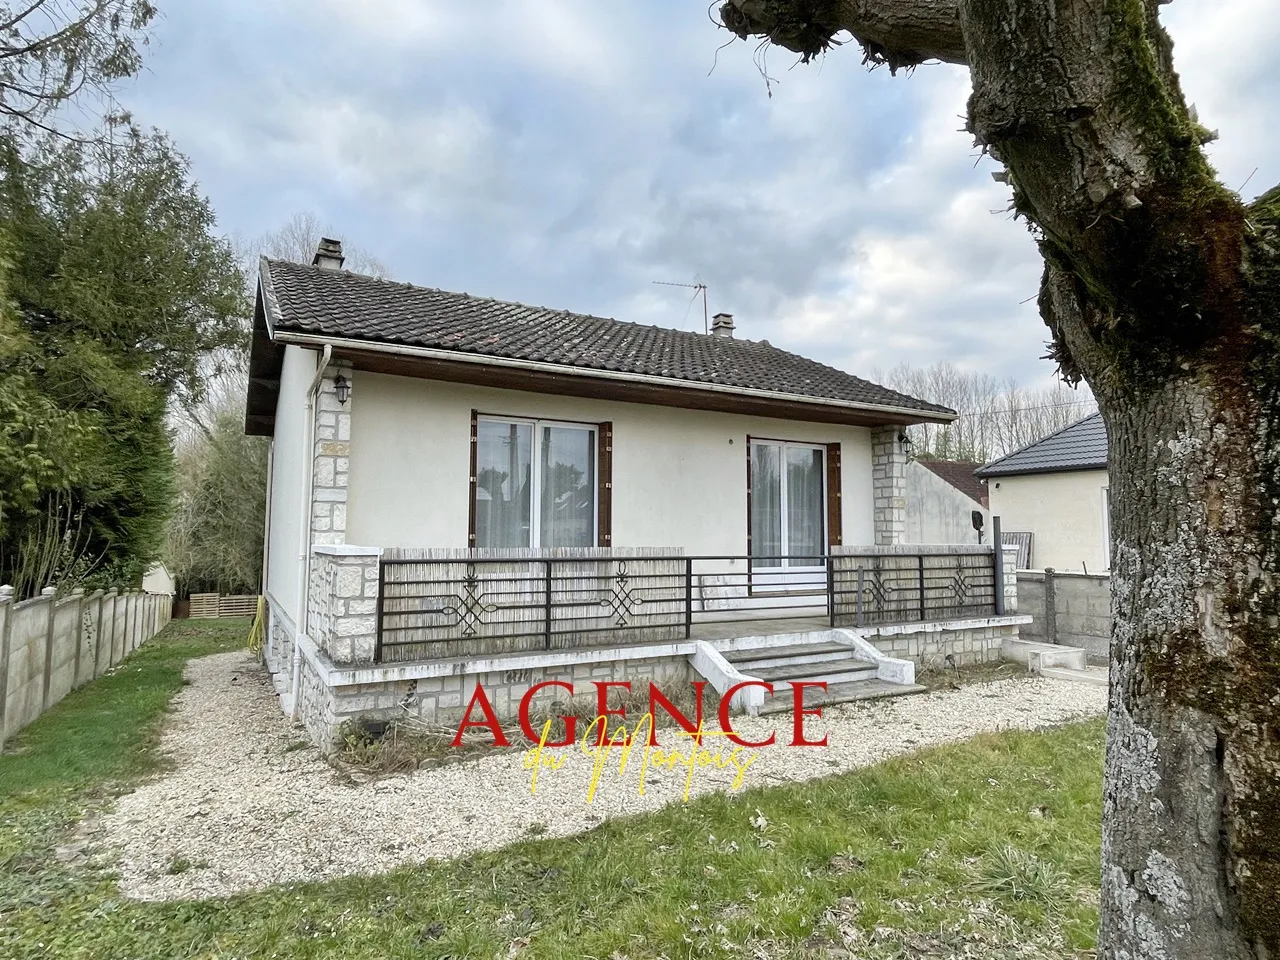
[374,550,999,663]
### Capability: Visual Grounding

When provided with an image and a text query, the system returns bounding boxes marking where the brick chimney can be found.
[710,312,735,338]
[312,237,345,270]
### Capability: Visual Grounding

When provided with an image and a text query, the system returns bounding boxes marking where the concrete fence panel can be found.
[46,596,82,708]
[0,588,173,746]
[5,597,51,737]
[112,596,127,665]
[76,591,102,688]
[1015,569,1111,663]
[98,592,117,675]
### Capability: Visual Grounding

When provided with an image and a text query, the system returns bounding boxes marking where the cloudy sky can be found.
[123,0,1280,388]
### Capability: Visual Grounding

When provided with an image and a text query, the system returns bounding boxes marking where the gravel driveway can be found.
[99,651,1106,902]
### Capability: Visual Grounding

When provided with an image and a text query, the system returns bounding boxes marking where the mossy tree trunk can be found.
[720,0,1280,955]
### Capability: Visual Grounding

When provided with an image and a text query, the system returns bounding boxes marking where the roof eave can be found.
[271,329,959,426]
[976,462,1108,479]
[243,274,286,437]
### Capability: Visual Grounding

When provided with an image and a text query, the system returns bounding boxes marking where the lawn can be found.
[0,618,1105,960]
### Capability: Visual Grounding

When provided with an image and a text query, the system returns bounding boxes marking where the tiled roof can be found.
[917,459,988,505]
[259,258,954,417]
[975,413,1108,477]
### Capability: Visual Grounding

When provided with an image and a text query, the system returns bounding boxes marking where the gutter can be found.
[269,330,958,426]
[292,343,332,718]
[976,463,1109,480]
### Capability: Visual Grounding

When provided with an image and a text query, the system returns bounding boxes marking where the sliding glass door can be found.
[750,440,826,569]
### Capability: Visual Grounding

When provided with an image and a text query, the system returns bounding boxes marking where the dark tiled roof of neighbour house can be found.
[917,459,988,505]
[256,258,955,417]
[975,412,1108,478]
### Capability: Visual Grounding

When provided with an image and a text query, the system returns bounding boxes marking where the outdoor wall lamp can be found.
[897,430,915,456]
[333,374,350,405]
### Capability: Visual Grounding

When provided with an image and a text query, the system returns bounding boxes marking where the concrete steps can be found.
[1002,637,1088,671]
[721,638,920,707]
[1040,665,1109,686]
[751,660,880,687]
[758,678,927,714]
[724,641,878,687]
[1002,637,1108,686]
[723,641,868,672]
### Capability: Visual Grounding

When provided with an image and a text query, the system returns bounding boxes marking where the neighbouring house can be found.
[246,240,1028,750]
[905,459,989,545]
[976,413,1109,573]
[141,563,176,596]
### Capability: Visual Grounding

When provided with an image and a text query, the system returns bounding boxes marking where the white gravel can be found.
[99,651,1105,902]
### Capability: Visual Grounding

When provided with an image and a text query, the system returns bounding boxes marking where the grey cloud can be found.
[123,0,1279,390]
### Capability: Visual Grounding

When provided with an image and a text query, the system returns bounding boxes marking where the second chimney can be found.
[312,237,345,270]
[710,312,735,338]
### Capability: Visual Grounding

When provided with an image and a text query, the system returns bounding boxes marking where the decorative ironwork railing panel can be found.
[375,546,1000,663]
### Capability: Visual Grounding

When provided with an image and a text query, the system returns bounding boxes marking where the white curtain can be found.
[539,425,596,548]
[786,446,824,563]
[475,420,532,547]
[751,443,783,567]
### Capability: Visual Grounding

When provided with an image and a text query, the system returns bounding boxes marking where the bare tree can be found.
[249,211,392,278]
[877,362,1095,462]
[0,0,155,138]
[719,2,1280,956]
[166,214,393,593]
[176,212,393,443]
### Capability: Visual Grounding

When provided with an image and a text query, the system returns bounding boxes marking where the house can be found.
[246,240,1028,750]
[905,459,988,545]
[976,413,1109,572]
[141,563,176,596]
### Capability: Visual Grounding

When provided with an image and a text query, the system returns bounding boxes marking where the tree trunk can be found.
[1096,375,1280,958]
[716,0,1280,955]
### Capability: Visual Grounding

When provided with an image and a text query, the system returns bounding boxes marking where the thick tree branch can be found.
[718,0,965,70]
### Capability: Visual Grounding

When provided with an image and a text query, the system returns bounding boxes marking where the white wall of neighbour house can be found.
[904,461,987,545]
[987,468,1110,573]
[265,345,319,617]
[345,372,877,555]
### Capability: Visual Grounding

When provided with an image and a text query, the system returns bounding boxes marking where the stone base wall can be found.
[862,618,1021,668]
[298,650,694,754]
[265,601,296,697]
[307,547,379,664]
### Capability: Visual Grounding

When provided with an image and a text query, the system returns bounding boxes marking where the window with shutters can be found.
[471,416,599,549]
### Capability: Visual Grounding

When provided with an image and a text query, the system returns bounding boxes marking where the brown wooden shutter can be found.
[826,442,843,548]
[597,421,613,546]
[468,410,478,548]
[745,436,753,556]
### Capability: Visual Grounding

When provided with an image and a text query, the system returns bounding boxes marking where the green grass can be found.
[0,619,1105,959]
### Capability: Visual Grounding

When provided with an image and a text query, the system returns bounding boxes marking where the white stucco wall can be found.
[345,373,877,555]
[265,345,319,617]
[987,469,1110,573]
[904,461,987,545]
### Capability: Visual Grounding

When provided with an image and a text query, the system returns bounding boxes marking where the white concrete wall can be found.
[346,373,876,554]
[141,563,175,595]
[904,461,987,545]
[988,469,1110,573]
[265,345,319,617]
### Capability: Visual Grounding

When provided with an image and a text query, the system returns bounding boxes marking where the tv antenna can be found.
[653,279,708,333]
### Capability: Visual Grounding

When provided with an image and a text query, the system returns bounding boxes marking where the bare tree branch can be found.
[0,0,154,140]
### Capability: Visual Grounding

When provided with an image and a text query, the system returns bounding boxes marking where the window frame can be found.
[472,413,600,550]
